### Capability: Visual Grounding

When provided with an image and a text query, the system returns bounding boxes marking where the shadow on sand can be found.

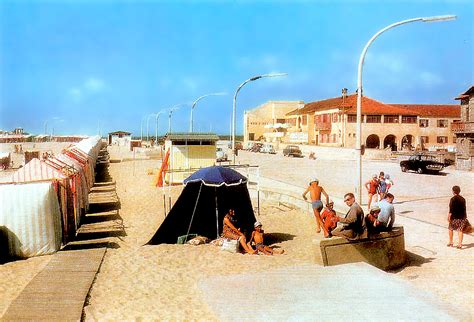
[265,232,296,245]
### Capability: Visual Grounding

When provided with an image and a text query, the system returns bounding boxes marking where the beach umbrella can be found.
[148,166,256,245]
[184,166,247,187]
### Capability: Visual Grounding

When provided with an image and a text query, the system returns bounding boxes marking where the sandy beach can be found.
[1,144,473,320]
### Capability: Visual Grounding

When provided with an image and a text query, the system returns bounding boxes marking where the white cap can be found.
[254,221,262,228]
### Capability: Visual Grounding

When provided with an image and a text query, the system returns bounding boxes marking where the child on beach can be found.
[248,222,284,255]
[302,178,330,237]
[320,200,338,237]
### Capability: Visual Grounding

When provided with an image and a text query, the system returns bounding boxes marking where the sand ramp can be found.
[199,263,459,321]
[1,248,106,321]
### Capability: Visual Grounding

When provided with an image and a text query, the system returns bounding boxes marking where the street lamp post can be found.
[154,110,165,143]
[354,15,456,204]
[190,92,226,132]
[146,113,156,142]
[232,73,287,163]
[140,116,147,141]
[168,103,187,134]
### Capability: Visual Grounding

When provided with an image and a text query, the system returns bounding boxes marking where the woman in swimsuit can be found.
[222,209,255,254]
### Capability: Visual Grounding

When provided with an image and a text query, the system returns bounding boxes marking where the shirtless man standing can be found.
[302,178,330,237]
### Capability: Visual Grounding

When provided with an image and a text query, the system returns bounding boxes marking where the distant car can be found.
[227,142,243,150]
[400,155,445,174]
[216,147,228,162]
[260,143,276,154]
[244,142,255,151]
[250,143,263,152]
[283,145,303,157]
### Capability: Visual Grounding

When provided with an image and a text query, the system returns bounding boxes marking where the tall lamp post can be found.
[140,115,147,141]
[154,110,165,143]
[354,15,456,204]
[168,103,187,134]
[190,92,226,132]
[232,73,287,163]
[146,113,156,142]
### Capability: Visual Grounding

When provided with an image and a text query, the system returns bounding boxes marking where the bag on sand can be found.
[463,219,472,234]
[221,238,239,253]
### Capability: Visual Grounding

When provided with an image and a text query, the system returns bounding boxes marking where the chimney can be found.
[341,88,348,103]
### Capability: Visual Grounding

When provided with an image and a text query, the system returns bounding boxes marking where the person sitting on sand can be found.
[302,178,330,237]
[222,209,255,254]
[247,221,284,255]
[320,200,338,237]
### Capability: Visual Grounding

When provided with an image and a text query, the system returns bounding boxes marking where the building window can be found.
[276,118,285,123]
[453,137,457,143]
[437,119,448,128]
[384,115,399,123]
[332,113,339,122]
[287,118,296,126]
[437,136,448,143]
[301,115,307,126]
[419,119,429,128]
[366,115,381,123]
[402,116,417,124]
[347,114,357,123]
[421,136,429,144]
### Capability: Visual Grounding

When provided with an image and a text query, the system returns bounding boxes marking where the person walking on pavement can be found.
[447,186,468,249]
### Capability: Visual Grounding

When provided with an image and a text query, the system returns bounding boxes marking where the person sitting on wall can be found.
[320,200,338,237]
[222,209,255,254]
[332,193,367,240]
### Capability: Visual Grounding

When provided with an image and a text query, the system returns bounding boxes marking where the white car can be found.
[216,148,228,161]
[260,143,276,154]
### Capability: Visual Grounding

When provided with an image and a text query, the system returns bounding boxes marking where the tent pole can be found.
[163,194,167,217]
[185,182,203,243]
[215,187,219,239]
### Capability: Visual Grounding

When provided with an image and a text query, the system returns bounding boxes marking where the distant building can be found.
[245,90,460,152]
[453,86,474,171]
[108,131,132,146]
[244,101,305,144]
[164,132,219,184]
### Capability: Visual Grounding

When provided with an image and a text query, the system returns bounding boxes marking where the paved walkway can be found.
[1,248,106,321]
[199,262,463,321]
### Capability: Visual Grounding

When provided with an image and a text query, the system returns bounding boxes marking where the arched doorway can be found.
[366,134,380,149]
[384,135,397,151]
[401,135,414,151]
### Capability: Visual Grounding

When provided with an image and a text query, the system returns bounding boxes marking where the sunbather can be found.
[248,221,284,255]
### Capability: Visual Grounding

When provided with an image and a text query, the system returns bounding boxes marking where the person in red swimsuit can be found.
[364,174,379,212]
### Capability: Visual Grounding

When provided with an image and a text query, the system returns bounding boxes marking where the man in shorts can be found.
[303,178,330,237]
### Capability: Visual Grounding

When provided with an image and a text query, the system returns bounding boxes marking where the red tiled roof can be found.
[455,85,474,100]
[286,94,419,116]
[391,104,460,118]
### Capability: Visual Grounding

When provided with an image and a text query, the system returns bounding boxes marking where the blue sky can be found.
[0,0,472,136]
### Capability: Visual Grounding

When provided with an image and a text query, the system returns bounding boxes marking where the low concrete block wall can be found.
[315,226,406,271]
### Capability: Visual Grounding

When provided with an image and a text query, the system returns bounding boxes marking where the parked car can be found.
[260,143,276,154]
[244,142,255,151]
[283,145,303,157]
[227,142,243,150]
[250,143,263,152]
[216,147,228,162]
[400,154,445,174]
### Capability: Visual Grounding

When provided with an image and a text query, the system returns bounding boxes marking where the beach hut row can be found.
[0,136,104,258]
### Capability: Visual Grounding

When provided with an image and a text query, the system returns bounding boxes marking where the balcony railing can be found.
[452,121,474,133]
[314,122,331,131]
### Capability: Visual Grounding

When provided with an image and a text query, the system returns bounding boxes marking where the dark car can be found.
[283,145,303,157]
[400,155,445,174]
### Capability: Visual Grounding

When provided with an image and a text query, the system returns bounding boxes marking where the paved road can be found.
[235,150,474,229]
